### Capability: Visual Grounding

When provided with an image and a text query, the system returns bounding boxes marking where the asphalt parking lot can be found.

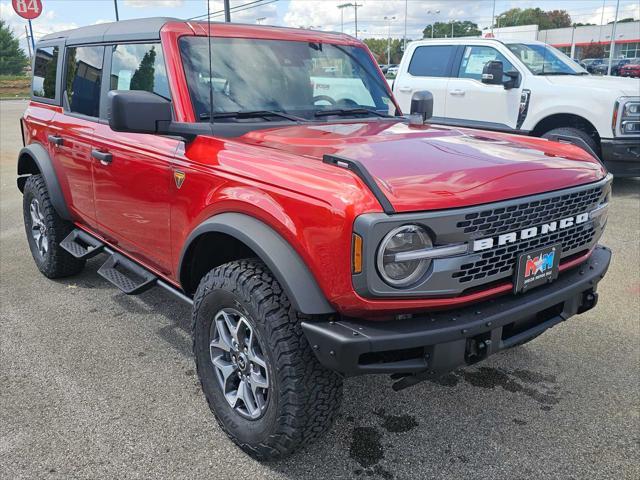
[1,99,638,480]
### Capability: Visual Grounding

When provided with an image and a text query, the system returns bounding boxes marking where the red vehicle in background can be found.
[619,59,640,77]
[18,18,611,459]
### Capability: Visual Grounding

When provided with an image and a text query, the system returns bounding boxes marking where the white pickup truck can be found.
[392,38,640,176]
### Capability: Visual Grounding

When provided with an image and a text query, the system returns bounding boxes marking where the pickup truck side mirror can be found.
[410,90,433,123]
[481,61,504,86]
[108,90,200,141]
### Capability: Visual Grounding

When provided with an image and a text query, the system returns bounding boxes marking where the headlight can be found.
[376,225,432,287]
[615,98,640,135]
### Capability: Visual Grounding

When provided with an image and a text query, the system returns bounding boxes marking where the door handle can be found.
[449,89,465,96]
[91,149,113,165]
[48,135,64,146]
[398,86,411,92]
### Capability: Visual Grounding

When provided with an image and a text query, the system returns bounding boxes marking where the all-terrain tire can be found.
[22,174,85,278]
[542,127,600,159]
[192,259,343,460]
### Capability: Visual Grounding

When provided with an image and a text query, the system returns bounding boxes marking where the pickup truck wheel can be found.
[192,259,343,460]
[542,127,599,158]
[22,174,85,278]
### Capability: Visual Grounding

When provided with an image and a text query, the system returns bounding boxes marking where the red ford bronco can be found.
[19,18,611,459]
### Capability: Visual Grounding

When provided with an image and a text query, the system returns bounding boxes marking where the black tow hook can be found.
[578,291,598,314]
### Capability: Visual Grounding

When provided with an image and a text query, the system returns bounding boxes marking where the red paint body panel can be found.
[22,21,606,319]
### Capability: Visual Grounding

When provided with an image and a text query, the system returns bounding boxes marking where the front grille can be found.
[452,223,595,284]
[456,185,604,237]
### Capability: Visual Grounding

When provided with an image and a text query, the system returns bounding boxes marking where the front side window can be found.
[408,45,456,77]
[506,43,586,75]
[65,46,104,117]
[458,46,515,81]
[179,37,393,121]
[32,46,58,99]
[110,43,171,99]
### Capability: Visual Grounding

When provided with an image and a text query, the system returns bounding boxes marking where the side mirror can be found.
[482,60,504,86]
[108,90,172,134]
[410,90,433,123]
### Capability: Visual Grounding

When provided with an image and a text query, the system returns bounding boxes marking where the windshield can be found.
[506,43,587,75]
[179,37,395,121]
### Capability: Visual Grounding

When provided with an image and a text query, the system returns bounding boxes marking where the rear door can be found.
[393,44,457,117]
[48,44,105,228]
[445,44,522,130]
[91,42,178,275]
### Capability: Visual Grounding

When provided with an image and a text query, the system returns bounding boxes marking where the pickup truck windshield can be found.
[179,37,394,121]
[506,43,587,75]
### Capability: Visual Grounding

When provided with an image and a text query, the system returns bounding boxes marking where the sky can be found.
[2,0,639,54]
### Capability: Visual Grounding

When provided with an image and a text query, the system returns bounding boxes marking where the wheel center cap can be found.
[237,353,248,372]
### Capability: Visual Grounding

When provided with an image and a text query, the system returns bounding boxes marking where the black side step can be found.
[60,229,105,259]
[98,253,157,295]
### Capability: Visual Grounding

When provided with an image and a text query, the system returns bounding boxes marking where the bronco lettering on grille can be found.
[472,212,589,252]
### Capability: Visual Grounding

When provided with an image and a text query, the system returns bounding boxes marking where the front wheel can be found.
[22,174,85,278]
[542,127,599,159]
[192,259,343,460]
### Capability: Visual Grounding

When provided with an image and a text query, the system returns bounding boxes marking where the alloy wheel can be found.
[209,308,269,420]
[29,198,49,257]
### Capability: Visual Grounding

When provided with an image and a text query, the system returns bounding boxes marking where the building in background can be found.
[488,21,640,60]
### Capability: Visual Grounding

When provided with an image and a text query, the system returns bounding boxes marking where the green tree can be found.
[130,47,156,92]
[609,18,637,23]
[423,21,481,39]
[0,20,28,75]
[495,8,571,30]
[363,38,404,64]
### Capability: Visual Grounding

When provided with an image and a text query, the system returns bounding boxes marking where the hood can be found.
[545,74,640,96]
[238,121,606,212]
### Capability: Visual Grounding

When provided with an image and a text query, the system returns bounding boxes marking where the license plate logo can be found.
[514,244,561,293]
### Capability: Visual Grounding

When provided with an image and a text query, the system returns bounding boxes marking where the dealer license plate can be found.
[514,243,561,293]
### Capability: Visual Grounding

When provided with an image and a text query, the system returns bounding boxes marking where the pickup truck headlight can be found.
[377,225,432,287]
[614,98,640,135]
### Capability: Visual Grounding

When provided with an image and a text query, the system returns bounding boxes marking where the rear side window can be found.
[65,46,104,118]
[408,45,455,77]
[110,43,171,99]
[458,46,515,81]
[32,46,59,99]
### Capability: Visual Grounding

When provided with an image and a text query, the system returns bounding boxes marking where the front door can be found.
[91,42,176,274]
[445,45,522,129]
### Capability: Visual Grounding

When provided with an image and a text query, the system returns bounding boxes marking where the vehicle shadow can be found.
[611,177,640,198]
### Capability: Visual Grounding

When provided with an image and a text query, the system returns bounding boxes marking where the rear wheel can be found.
[22,174,85,278]
[192,259,343,460]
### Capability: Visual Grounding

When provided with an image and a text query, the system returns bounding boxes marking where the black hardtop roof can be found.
[39,17,180,45]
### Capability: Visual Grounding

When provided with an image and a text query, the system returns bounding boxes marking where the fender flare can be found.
[18,143,72,221]
[178,213,335,315]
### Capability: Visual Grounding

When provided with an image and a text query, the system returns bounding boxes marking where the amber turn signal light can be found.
[352,234,363,274]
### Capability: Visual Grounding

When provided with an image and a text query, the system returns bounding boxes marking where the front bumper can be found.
[302,246,611,378]
[601,138,640,177]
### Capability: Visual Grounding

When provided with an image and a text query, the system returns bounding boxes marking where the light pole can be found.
[337,3,362,38]
[427,9,440,39]
[114,0,119,21]
[403,0,408,51]
[607,0,620,75]
[337,3,351,33]
[384,16,396,65]
[256,17,266,25]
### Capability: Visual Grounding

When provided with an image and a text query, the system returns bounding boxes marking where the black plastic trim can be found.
[323,154,395,214]
[177,213,334,315]
[17,143,71,220]
[545,133,601,163]
[302,246,611,377]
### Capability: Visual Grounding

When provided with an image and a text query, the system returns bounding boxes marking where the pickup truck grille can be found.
[455,185,605,238]
[453,223,596,284]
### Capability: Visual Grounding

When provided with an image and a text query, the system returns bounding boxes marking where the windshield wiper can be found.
[201,110,306,122]
[536,72,580,76]
[314,107,391,118]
